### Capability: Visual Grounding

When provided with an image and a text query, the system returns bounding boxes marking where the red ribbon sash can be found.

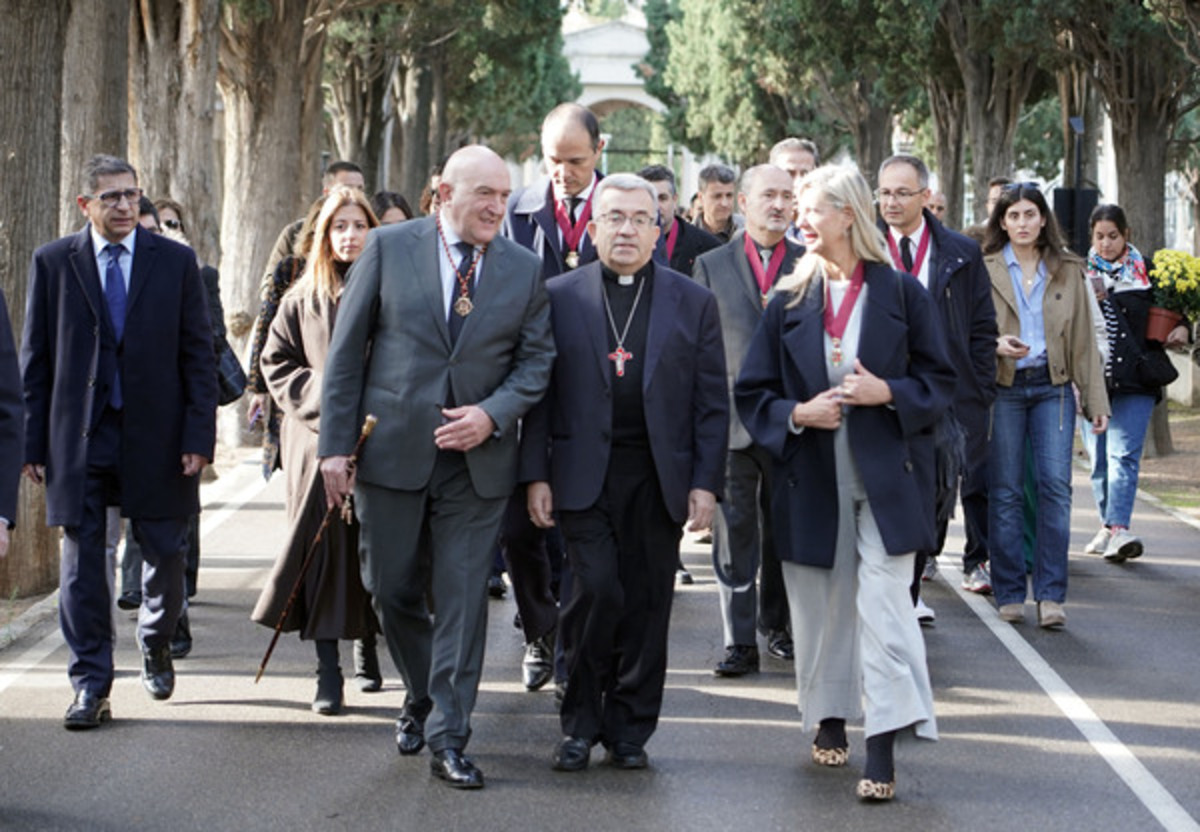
[823,261,865,347]
[886,224,931,278]
[743,234,787,298]
[554,190,594,257]
[665,217,680,262]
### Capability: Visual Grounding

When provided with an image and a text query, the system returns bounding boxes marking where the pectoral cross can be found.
[608,346,633,377]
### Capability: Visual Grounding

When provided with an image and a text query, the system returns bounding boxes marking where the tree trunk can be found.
[129,0,221,266]
[59,0,128,237]
[928,77,965,230]
[400,53,434,208]
[1057,59,1101,191]
[299,23,328,202]
[0,0,70,598]
[853,86,892,191]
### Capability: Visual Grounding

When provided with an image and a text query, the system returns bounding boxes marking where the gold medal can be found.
[831,337,843,366]
[454,295,473,317]
[565,250,579,269]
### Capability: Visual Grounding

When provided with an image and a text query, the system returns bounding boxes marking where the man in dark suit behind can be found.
[0,290,21,560]
[694,165,802,678]
[21,155,216,729]
[319,145,555,790]
[638,164,721,277]
[522,173,728,773]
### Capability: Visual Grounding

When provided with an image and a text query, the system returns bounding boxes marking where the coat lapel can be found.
[533,197,563,266]
[68,227,106,334]
[455,236,507,350]
[642,266,679,388]
[781,281,830,392]
[729,231,764,312]
[412,219,451,351]
[126,225,156,314]
[576,264,612,390]
[859,263,909,371]
[985,253,1018,318]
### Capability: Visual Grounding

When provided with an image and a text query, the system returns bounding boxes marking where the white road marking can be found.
[947,573,1200,831]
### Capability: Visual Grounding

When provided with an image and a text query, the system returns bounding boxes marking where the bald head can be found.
[439,145,511,245]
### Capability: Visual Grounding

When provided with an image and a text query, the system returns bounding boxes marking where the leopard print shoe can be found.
[855,778,896,802]
[811,743,849,767]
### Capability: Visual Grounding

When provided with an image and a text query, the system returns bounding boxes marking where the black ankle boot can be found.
[354,632,383,693]
[313,639,344,715]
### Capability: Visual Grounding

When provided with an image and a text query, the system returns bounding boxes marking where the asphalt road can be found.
[1,453,1198,832]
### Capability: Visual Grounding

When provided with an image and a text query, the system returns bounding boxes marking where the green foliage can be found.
[582,0,629,19]
[1014,87,1063,182]
[600,106,668,172]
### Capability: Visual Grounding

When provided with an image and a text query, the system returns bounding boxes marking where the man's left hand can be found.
[434,405,496,452]
[686,488,717,532]
[181,454,208,477]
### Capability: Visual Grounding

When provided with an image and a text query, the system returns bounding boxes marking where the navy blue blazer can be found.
[734,261,955,567]
[519,261,729,524]
[0,290,21,525]
[21,225,217,526]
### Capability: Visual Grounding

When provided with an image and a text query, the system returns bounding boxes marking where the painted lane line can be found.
[947,574,1200,832]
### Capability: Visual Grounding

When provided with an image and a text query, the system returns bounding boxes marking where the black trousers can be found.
[61,408,187,696]
[498,486,562,642]
[557,446,680,749]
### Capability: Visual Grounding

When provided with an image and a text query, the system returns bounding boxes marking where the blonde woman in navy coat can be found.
[735,165,955,801]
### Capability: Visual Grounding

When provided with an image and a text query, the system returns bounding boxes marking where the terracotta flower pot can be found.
[1146,306,1183,343]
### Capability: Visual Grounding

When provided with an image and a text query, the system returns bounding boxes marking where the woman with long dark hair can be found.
[1079,204,1188,562]
[736,165,954,801]
[253,186,382,714]
[982,184,1109,629]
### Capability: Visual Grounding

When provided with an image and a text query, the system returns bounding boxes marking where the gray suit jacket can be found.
[318,216,555,500]
[693,231,803,450]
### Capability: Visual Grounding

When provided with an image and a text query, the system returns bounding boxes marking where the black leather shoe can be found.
[430,749,485,789]
[313,667,344,716]
[522,632,554,691]
[766,630,794,661]
[395,697,432,756]
[64,690,111,730]
[169,610,192,659]
[714,644,759,677]
[141,644,175,700]
[116,591,141,611]
[487,574,507,599]
[605,742,648,770]
[552,737,591,772]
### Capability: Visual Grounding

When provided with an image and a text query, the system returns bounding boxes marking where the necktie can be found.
[568,197,581,224]
[760,249,772,270]
[104,243,127,409]
[448,242,476,345]
[900,236,914,273]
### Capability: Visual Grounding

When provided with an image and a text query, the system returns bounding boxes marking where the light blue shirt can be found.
[1003,242,1047,370]
[435,213,485,318]
[89,225,137,293]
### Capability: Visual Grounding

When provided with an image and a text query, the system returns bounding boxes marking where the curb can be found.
[0,590,58,652]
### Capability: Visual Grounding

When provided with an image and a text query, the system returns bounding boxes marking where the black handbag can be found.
[1134,346,1179,388]
[216,338,248,405]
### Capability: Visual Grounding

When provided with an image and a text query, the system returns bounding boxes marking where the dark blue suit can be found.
[735,262,955,568]
[520,260,728,749]
[21,225,216,696]
[0,290,21,527]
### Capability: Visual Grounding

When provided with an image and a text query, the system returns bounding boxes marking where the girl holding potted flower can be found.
[1081,204,1189,563]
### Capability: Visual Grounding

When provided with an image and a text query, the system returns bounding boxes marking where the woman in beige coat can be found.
[253,186,380,714]
[982,183,1109,629]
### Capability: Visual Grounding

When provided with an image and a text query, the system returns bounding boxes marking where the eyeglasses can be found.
[84,188,143,208]
[596,211,656,230]
[163,219,182,231]
[873,188,925,202]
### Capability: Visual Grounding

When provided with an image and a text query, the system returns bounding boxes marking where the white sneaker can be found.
[1103,529,1144,563]
[914,597,936,625]
[961,563,992,595]
[921,557,939,581]
[1084,527,1111,555]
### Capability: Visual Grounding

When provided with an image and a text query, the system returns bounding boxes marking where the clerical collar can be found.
[601,262,654,287]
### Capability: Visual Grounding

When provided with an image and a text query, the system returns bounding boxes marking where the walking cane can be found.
[254,413,378,683]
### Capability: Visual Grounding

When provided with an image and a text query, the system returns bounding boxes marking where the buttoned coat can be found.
[21,225,216,526]
[518,261,729,524]
[735,261,956,567]
[318,216,555,499]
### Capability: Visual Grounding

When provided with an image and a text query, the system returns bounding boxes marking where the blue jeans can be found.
[1079,392,1154,529]
[988,370,1075,606]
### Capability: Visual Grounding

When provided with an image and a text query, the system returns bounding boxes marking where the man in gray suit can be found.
[319,145,555,790]
[694,164,802,677]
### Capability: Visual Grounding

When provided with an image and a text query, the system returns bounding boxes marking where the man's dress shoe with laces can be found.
[766,631,794,660]
[522,632,554,691]
[395,697,432,755]
[141,644,175,700]
[430,749,485,789]
[714,644,759,677]
[605,742,648,770]
[63,690,111,730]
[552,737,591,772]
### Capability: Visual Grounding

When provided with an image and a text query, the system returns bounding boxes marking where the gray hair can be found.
[878,154,930,189]
[593,173,658,207]
[769,138,820,167]
[82,154,137,195]
[698,163,737,188]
